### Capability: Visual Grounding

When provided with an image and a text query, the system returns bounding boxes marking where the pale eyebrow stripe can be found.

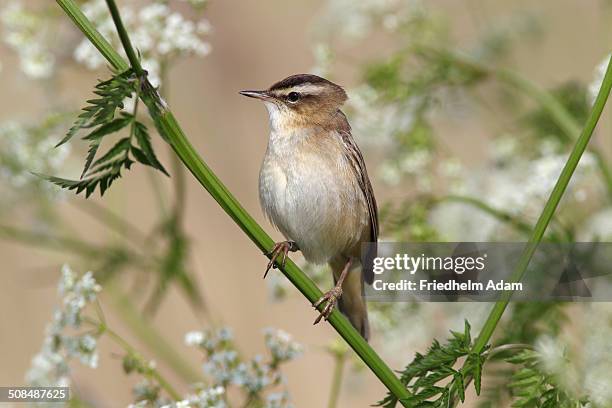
[275,83,327,95]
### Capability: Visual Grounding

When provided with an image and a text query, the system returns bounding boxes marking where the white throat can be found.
[264,101,293,133]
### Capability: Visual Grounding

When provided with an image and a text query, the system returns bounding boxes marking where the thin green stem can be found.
[327,350,347,408]
[103,0,143,75]
[105,281,205,383]
[146,60,170,218]
[441,195,532,234]
[102,324,182,400]
[56,0,411,403]
[0,224,204,386]
[56,0,128,71]
[469,55,612,357]
[70,199,148,244]
[0,224,104,258]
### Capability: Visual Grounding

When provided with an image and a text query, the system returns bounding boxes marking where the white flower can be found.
[1,1,55,78]
[578,209,612,241]
[317,0,410,38]
[588,54,611,104]
[75,0,212,86]
[347,85,417,148]
[60,268,101,327]
[0,120,71,192]
[26,266,102,388]
[203,350,239,384]
[311,43,333,77]
[180,0,208,8]
[399,149,430,174]
[263,328,303,362]
[185,331,205,346]
[163,385,226,408]
[535,335,566,375]
[266,391,292,408]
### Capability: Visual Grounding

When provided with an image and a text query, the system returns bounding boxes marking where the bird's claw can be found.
[313,286,343,324]
[264,241,297,278]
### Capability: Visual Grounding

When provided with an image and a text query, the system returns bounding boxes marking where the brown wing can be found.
[336,111,378,285]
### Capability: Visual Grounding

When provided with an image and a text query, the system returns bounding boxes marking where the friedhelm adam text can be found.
[372,279,523,292]
[370,253,523,293]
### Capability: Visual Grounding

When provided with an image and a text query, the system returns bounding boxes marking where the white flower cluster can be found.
[533,305,612,406]
[263,328,303,363]
[0,120,70,191]
[75,0,212,86]
[26,265,102,387]
[0,1,55,78]
[317,0,418,39]
[345,86,436,188]
[431,148,597,241]
[165,386,226,408]
[184,327,301,407]
[265,391,292,408]
[129,379,167,408]
[184,327,233,351]
[179,0,208,8]
[347,85,417,149]
[488,152,596,218]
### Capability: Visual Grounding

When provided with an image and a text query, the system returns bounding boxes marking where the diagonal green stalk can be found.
[56,0,412,404]
[467,55,612,362]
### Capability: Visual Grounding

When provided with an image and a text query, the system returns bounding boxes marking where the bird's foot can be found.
[313,285,343,324]
[264,240,298,278]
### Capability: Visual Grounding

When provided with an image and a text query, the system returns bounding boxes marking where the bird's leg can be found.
[313,258,353,324]
[264,240,299,278]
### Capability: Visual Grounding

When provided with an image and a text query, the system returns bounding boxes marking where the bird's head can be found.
[240,74,347,131]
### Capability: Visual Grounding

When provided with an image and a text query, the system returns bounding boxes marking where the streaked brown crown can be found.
[269,74,335,91]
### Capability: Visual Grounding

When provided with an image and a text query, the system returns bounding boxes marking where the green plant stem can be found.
[0,224,202,385]
[158,60,187,221]
[441,195,532,234]
[56,0,412,404]
[56,0,128,71]
[70,199,148,245]
[101,322,182,400]
[0,224,102,258]
[465,55,612,371]
[327,350,347,408]
[147,170,169,218]
[103,0,142,74]
[105,281,205,383]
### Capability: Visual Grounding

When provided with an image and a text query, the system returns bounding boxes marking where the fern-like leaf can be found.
[132,121,169,175]
[506,350,588,408]
[376,321,487,408]
[44,70,169,197]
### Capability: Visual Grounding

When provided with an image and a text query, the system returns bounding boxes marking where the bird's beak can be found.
[239,90,272,101]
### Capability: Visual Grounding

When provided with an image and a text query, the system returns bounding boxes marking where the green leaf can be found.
[81,140,101,179]
[472,353,483,395]
[454,372,465,402]
[91,137,131,168]
[378,322,486,408]
[133,121,169,176]
[48,70,168,197]
[56,70,134,147]
[82,115,132,141]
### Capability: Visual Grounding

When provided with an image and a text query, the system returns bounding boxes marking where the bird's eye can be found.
[287,92,301,103]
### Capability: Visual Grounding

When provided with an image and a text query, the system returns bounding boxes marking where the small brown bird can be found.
[240,74,378,340]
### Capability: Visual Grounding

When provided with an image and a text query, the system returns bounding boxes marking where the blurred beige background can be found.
[0,1,610,407]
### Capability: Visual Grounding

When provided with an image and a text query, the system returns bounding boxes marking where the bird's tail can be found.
[331,259,370,341]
